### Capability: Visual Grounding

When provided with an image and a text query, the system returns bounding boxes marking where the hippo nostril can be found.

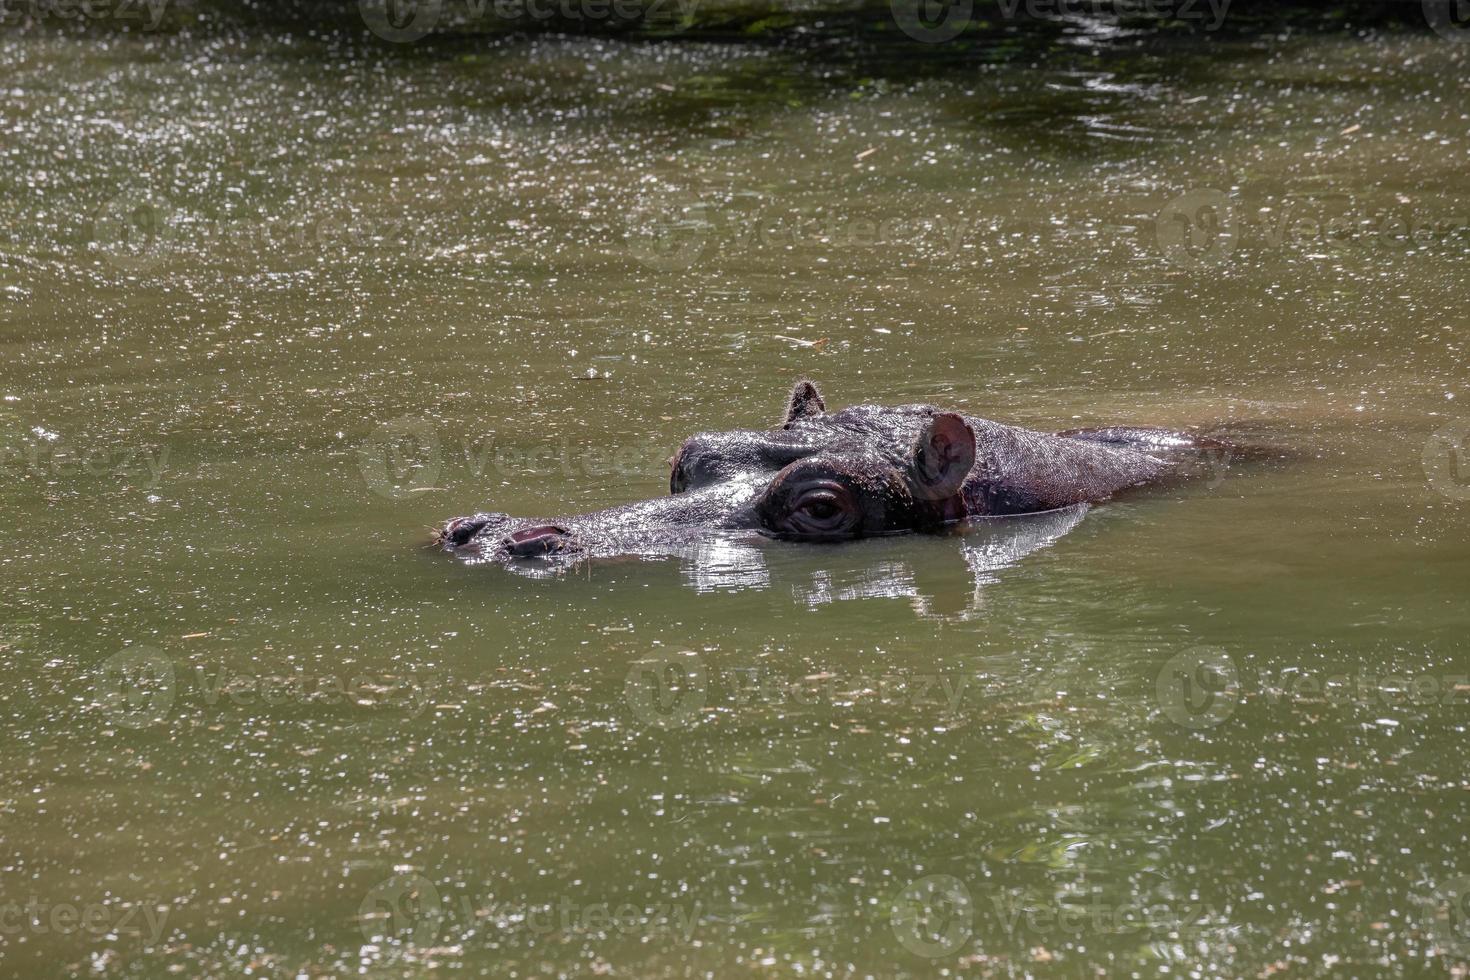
[502,525,576,559]
[441,513,508,549]
[442,518,483,548]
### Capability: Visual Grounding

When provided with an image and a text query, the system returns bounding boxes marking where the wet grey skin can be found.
[437,380,1232,565]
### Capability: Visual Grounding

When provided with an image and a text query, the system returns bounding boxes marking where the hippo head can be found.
[439,381,979,565]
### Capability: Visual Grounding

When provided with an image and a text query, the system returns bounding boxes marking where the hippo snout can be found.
[439,514,582,560]
[502,525,577,558]
[439,514,494,549]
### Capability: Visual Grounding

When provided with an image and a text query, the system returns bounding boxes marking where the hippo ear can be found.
[782,379,826,428]
[908,413,975,500]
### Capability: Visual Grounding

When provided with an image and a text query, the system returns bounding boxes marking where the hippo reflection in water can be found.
[437,380,1238,569]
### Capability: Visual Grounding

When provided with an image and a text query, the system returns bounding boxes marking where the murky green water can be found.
[2,11,1469,977]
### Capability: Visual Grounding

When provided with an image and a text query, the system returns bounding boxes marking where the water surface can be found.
[2,14,1469,977]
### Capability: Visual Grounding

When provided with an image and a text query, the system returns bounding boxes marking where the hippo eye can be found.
[799,497,840,521]
[778,485,859,539]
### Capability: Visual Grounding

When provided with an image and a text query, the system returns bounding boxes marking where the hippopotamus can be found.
[437,380,1239,567]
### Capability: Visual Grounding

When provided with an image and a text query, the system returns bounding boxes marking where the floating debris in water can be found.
[774,335,828,349]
